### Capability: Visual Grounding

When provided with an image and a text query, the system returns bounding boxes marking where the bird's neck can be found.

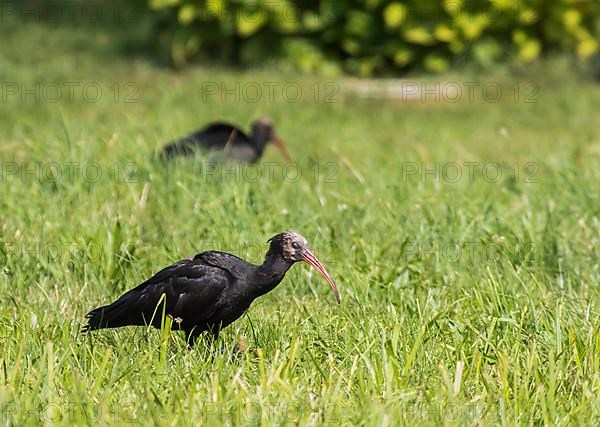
[250,252,294,297]
[251,132,269,154]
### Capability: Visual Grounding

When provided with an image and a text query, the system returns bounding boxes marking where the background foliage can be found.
[147,0,600,75]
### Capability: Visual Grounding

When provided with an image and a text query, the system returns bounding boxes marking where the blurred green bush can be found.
[147,0,599,75]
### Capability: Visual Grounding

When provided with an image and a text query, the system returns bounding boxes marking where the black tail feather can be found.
[81,305,111,333]
[82,297,137,333]
[159,138,197,160]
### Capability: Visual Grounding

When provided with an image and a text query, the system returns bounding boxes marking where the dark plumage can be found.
[159,117,290,163]
[83,232,339,347]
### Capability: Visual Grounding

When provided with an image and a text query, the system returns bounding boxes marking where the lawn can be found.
[1,15,599,426]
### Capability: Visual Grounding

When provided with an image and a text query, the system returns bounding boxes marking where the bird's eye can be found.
[291,242,301,250]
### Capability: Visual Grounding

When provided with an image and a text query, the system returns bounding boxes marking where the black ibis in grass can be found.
[159,117,291,163]
[83,232,340,347]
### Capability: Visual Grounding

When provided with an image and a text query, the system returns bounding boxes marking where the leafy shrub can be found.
[147,0,600,75]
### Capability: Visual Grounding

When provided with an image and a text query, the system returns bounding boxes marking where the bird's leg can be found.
[210,327,220,342]
[208,326,221,351]
[185,328,203,349]
[185,326,220,351]
[201,325,228,354]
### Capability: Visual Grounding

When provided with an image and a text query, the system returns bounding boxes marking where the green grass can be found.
[1,17,600,426]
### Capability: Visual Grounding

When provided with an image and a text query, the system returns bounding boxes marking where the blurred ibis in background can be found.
[83,232,340,347]
[159,117,291,163]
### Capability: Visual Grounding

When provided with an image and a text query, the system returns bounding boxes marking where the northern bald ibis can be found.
[83,232,339,347]
[159,117,290,163]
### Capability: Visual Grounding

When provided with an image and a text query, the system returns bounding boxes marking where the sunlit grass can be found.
[0,18,599,426]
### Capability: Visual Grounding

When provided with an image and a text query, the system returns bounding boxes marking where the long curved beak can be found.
[301,249,341,304]
[272,133,291,162]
